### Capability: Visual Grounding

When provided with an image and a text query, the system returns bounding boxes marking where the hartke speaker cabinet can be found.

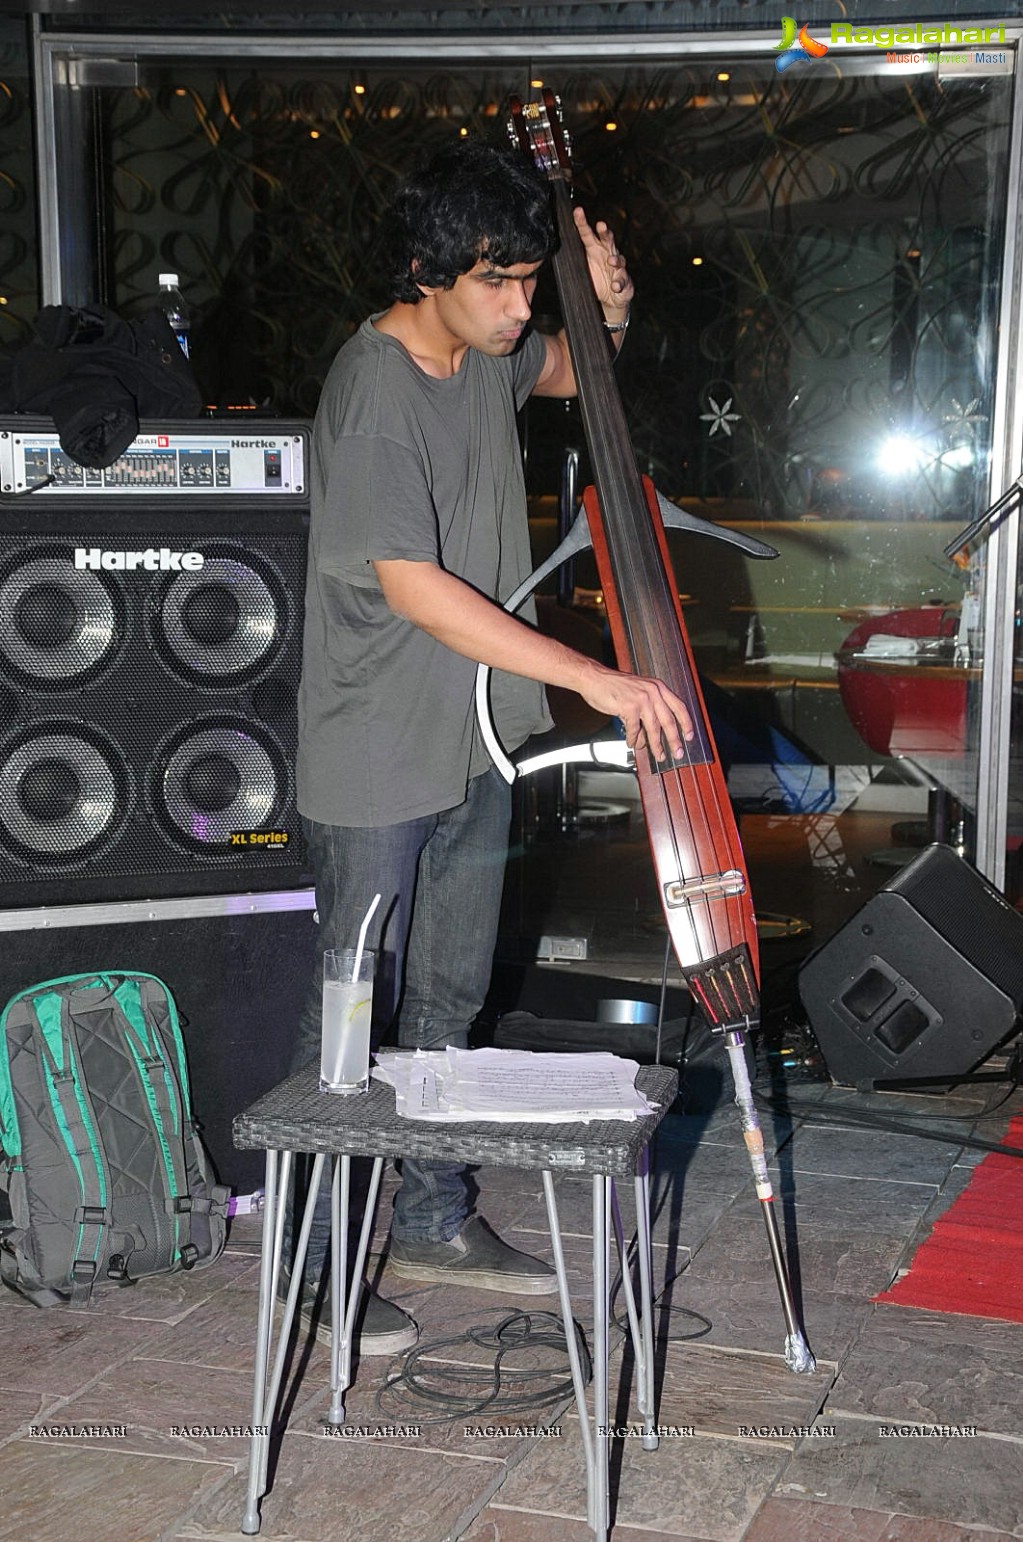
[0,496,311,906]
[798,843,1023,1088]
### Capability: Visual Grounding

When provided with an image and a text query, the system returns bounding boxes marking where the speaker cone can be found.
[153,716,288,852]
[150,545,288,687]
[0,547,124,690]
[0,721,130,864]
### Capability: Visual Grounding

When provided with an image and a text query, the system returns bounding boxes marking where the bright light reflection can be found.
[941,445,974,470]
[877,434,928,475]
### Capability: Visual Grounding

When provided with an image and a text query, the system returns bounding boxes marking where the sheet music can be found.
[372,1046,657,1123]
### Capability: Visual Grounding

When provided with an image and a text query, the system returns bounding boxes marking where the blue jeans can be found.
[289,767,512,1270]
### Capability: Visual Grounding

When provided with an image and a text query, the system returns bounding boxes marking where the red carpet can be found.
[874,1114,1023,1324]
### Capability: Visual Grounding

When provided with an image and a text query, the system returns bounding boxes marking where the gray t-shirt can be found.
[296,317,553,827]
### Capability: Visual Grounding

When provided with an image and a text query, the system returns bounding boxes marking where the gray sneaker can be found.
[387,1216,557,1295]
[277,1268,419,1356]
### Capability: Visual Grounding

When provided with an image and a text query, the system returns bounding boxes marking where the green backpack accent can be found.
[0,970,229,1307]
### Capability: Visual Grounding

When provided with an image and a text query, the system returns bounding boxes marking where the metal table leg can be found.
[633,1151,658,1451]
[592,1174,611,1541]
[541,1171,596,1514]
[542,1162,661,1542]
[327,1154,385,1425]
[243,1142,660,1539]
[242,1147,292,1533]
[241,1146,323,1534]
[610,1154,658,1451]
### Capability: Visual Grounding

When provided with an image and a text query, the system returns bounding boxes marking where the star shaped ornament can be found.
[700,396,741,437]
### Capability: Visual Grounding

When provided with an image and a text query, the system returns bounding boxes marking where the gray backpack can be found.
[0,970,229,1306]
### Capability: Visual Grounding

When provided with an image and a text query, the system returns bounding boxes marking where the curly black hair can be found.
[382,139,557,304]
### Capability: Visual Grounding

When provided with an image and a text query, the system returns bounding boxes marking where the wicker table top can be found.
[233,1061,678,1178]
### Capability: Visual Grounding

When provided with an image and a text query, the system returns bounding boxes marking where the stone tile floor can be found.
[3,804,1022,1539]
[2,1063,1021,1542]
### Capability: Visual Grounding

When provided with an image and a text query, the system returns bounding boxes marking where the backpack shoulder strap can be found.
[110,974,199,1261]
[30,984,110,1305]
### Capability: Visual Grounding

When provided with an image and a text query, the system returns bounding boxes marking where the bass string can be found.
[549,182,749,977]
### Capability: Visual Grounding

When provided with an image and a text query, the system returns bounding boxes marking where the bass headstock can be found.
[508,87,572,182]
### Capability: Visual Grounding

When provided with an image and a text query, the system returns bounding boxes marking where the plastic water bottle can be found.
[157,272,190,358]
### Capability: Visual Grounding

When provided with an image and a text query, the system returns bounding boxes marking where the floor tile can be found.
[283,1360,569,1464]
[827,1305,1023,1435]
[188,1427,507,1541]
[742,1497,896,1542]
[506,1168,733,1260]
[682,1208,917,1299]
[140,1280,332,1376]
[632,1339,835,1442]
[461,1509,708,1541]
[378,1281,625,1401]
[650,1173,737,1238]
[0,1386,61,1442]
[742,1174,942,1236]
[641,1134,758,1193]
[494,1419,788,1540]
[0,1291,166,1396]
[74,1248,258,1324]
[771,1124,965,1185]
[880,1517,1023,1541]
[0,1440,233,1542]
[34,1354,260,1463]
[820,1085,1011,1125]
[776,1413,1023,1535]
[657,1274,870,1365]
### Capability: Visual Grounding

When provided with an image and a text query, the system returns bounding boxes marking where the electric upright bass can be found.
[509,91,814,1373]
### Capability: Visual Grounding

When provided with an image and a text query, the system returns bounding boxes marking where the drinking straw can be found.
[354,892,381,978]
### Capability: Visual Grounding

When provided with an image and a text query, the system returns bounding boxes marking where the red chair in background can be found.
[837,606,968,857]
[837,606,967,760]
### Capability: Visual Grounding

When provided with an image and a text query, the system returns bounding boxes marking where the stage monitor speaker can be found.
[798,843,1023,1089]
[0,435,311,905]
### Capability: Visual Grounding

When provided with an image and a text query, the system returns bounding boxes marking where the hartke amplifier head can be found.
[0,480,311,906]
[798,843,1023,1088]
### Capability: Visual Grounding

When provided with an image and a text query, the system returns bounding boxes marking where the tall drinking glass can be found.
[319,948,373,1094]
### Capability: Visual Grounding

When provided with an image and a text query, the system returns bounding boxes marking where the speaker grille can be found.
[153,716,289,853]
[149,544,289,688]
[0,720,131,865]
[0,546,126,689]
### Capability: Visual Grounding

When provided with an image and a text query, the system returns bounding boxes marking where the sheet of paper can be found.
[373,1046,658,1123]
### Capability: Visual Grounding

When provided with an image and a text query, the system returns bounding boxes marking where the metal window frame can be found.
[974,53,1023,889]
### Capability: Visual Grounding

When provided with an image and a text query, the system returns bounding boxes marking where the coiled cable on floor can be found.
[374,1308,591,1425]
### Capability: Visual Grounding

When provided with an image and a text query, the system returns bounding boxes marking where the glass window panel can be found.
[0,17,37,349]
[523,59,1012,931]
[95,61,527,412]
[48,43,1017,934]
